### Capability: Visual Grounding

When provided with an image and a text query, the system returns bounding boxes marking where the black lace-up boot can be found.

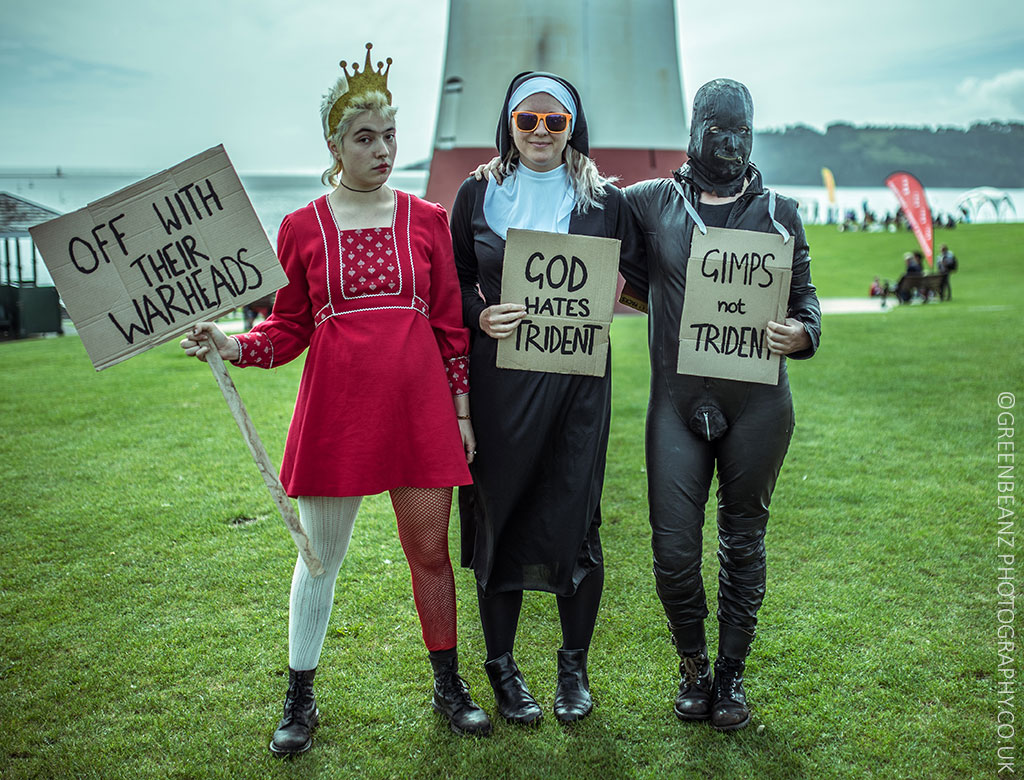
[428,648,492,736]
[674,646,712,721]
[484,652,542,725]
[553,648,592,722]
[711,656,751,731]
[269,667,319,756]
[670,622,712,721]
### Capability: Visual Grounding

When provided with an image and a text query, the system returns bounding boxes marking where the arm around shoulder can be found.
[621,177,673,232]
[605,185,649,301]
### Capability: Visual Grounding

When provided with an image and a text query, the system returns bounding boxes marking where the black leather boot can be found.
[554,648,592,722]
[711,656,751,731]
[428,648,492,736]
[269,667,319,756]
[674,646,712,721]
[484,652,542,725]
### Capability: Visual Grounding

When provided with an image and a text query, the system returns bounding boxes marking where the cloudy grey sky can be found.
[1,0,1022,174]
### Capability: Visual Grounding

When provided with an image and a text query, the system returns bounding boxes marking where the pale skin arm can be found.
[766,318,812,355]
[179,322,238,362]
[454,393,477,465]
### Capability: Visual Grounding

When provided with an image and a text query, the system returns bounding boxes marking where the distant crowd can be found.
[830,201,964,233]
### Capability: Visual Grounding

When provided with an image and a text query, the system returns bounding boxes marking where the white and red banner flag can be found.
[885,171,933,267]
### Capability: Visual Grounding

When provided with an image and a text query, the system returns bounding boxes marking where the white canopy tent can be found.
[955,187,1017,222]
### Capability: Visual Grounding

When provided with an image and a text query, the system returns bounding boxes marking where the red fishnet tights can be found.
[389,486,457,651]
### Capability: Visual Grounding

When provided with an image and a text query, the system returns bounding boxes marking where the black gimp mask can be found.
[685,79,754,197]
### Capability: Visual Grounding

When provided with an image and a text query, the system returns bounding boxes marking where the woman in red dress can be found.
[180,44,491,753]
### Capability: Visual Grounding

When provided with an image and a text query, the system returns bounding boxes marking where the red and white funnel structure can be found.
[425,0,688,211]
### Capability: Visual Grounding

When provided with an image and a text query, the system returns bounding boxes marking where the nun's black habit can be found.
[450,71,644,597]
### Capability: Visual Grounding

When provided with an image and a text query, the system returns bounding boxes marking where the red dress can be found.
[233,190,472,497]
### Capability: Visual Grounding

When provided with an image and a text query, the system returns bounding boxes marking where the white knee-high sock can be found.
[288,495,361,671]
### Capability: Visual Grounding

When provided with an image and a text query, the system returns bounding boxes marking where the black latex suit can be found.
[621,80,821,657]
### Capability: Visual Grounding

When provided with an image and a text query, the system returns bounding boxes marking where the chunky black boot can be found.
[554,648,592,723]
[484,652,542,725]
[269,667,319,756]
[711,656,751,731]
[674,646,712,721]
[428,648,492,736]
[669,622,711,721]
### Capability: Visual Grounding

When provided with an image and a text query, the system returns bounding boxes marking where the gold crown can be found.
[327,42,393,137]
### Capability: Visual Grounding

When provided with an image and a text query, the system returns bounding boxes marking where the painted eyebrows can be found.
[353,125,397,136]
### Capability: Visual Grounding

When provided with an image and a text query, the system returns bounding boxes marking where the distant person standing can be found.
[937,244,957,301]
[937,244,957,273]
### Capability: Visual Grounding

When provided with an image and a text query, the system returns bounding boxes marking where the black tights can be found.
[477,565,605,661]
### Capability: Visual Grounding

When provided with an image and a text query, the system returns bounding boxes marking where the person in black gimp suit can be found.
[623,79,822,731]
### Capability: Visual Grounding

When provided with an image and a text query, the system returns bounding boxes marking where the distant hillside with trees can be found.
[754,122,1024,188]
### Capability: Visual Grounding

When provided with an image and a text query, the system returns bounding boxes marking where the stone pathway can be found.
[819,297,888,314]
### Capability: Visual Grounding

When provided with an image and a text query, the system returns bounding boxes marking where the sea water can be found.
[1,169,1019,287]
[0,170,426,286]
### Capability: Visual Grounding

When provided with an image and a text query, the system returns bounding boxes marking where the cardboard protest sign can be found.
[677,226,793,385]
[496,228,621,377]
[29,146,322,576]
[29,145,287,370]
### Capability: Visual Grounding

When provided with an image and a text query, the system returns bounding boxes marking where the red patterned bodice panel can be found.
[310,191,430,326]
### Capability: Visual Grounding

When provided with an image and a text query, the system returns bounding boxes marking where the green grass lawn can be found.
[1,223,1020,779]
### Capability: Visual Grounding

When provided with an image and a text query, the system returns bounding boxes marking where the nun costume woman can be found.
[450,71,646,725]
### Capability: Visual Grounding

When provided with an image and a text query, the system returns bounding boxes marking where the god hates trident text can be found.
[64,179,264,345]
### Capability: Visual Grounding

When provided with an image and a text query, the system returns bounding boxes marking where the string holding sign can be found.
[205,350,324,577]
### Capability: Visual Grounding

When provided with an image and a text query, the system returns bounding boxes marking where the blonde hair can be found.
[499,145,616,213]
[319,82,398,187]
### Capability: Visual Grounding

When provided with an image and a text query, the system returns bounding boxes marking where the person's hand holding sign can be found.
[180,322,239,362]
[766,318,811,355]
[480,303,527,339]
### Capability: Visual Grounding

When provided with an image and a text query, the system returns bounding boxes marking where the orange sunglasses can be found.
[511,111,573,134]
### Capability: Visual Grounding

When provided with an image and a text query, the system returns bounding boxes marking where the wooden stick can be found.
[205,348,325,577]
